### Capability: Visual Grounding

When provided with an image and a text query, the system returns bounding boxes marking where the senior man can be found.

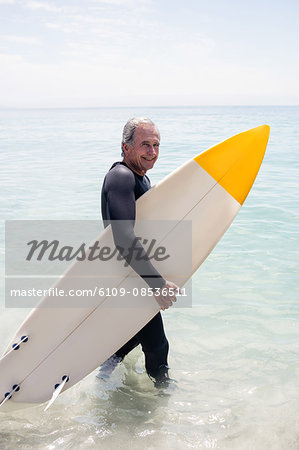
[99,117,179,386]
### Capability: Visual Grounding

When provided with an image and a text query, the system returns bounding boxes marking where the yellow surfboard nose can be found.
[194,125,270,205]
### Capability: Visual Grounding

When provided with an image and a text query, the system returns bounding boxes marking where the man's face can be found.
[123,124,160,175]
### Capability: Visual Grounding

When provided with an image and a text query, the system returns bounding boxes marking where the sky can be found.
[0,0,298,107]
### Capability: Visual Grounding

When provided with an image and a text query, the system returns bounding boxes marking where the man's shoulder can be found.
[104,162,135,189]
[107,162,135,179]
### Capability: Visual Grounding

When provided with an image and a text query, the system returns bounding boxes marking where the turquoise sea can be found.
[0,106,298,449]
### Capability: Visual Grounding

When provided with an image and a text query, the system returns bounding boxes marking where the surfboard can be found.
[0,125,270,411]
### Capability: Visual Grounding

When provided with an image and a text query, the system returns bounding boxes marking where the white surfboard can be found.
[0,125,270,411]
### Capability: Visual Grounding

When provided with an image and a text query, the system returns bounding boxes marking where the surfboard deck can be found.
[0,125,270,411]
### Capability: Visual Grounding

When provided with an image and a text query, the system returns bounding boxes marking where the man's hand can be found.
[154,280,181,311]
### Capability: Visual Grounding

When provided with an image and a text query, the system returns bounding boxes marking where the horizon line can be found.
[0,104,298,110]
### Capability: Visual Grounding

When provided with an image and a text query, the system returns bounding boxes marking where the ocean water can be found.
[0,106,298,449]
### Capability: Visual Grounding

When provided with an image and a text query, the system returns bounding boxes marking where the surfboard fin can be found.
[0,335,29,361]
[0,384,20,408]
[44,375,69,411]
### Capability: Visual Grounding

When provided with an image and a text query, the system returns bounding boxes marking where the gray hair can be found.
[121,117,160,156]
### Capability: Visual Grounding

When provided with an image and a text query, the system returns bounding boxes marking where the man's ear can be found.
[122,142,129,153]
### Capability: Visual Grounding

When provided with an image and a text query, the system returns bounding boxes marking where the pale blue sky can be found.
[0,0,298,107]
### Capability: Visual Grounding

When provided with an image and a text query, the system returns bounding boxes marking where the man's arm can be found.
[104,166,166,289]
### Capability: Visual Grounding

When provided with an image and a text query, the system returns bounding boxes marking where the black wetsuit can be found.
[101,161,169,379]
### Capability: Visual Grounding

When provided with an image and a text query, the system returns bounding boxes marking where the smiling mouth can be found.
[142,156,156,161]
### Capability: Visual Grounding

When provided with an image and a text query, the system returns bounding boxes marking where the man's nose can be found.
[147,145,156,154]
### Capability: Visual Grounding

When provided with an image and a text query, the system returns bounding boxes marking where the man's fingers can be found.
[155,284,181,310]
[157,297,171,310]
[164,297,174,308]
[168,293,177,303]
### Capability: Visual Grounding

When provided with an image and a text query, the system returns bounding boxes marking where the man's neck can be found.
[122,159,146,177]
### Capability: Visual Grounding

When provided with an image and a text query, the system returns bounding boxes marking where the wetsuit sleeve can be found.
[104,167,165,289]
